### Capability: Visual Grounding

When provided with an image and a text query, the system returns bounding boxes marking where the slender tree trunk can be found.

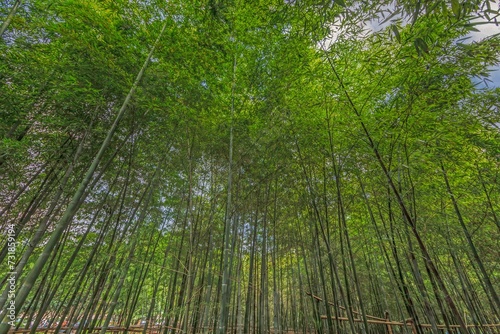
[0,0,22,42]
[0,22,168,334]
[325,56,470,334]
[218,52,237,334]
[441,161,500,311]
[243,197,258,334]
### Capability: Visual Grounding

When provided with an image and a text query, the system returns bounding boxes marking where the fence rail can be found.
[8,322,500,334]
[9,292,500,334]
[320,315,500,332]
[308,292,500,333]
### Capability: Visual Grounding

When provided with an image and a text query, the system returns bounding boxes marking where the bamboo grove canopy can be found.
[0,0,499,334]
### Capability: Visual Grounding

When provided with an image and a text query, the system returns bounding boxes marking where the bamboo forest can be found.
[1,0,499,333]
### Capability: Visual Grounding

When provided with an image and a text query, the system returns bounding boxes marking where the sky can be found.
[468,22,500,88]
[323,19,500,87]
[366,8,500,88]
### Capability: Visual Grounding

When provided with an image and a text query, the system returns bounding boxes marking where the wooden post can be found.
[385,311,393,334]
[406,318,417,334]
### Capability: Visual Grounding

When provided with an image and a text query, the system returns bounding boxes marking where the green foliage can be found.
[0,0,499,332]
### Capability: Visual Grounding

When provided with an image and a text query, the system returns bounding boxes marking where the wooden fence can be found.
[319,314,500,333]
[308,292,500,334]
[8,292,500,334]
[8,322,500,334]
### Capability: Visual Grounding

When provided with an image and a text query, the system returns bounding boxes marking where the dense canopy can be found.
[0,1,499,334]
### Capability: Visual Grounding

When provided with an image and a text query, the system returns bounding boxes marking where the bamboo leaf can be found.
[451,0,461,17]
[415,37,429,55]
[335,0,346,8]
[391,25,401,43]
